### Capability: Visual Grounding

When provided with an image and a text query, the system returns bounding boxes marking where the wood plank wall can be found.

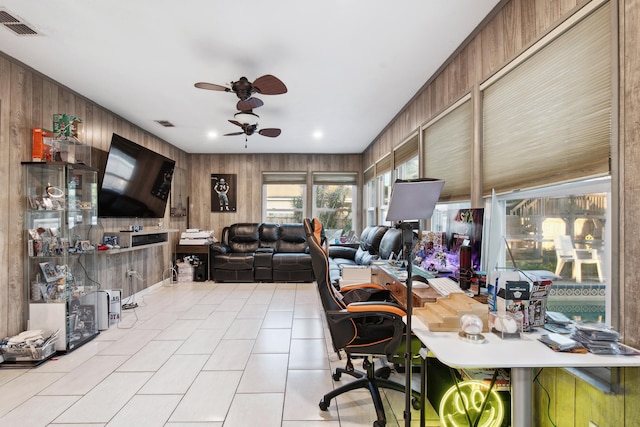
[0,54,190,338]
[362,0,640,425]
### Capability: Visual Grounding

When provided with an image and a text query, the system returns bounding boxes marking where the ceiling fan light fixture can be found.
[234,111,259,125]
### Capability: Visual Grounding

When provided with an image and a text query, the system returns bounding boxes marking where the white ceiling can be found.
[0,0,500,154]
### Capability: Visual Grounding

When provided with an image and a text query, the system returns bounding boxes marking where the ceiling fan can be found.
[194,74,287,111]
[225,118,281,148]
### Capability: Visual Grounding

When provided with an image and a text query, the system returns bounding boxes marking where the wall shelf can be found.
[100,229,178,253]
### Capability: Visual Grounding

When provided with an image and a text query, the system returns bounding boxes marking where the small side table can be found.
[174,244,211,280]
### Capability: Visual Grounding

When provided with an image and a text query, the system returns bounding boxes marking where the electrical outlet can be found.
[589,422,599,427]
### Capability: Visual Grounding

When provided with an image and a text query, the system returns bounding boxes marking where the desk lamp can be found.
[386,178,445,427]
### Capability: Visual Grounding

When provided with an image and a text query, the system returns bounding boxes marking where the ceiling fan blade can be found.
[194,82,229,91]
[224,131,245,136]
[259,128,281,138]
[228,119,243,127]
[253,75,287,95]
[237,97,264,111]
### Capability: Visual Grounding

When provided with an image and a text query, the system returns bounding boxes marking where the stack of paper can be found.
[179,229,217,245]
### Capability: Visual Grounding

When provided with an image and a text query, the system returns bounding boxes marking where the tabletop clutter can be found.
[413,268,638,356]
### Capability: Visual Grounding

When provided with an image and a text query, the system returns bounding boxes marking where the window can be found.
[262,172,307,224]
[378,171,392,226]
[364,176,376,227]
[488,177,611,323]
[481,3,611,194]
[430,202,472,233]
[394,135,419,180]
[423,97,472,201]
[312,173,357,242]
[395,154,419,180]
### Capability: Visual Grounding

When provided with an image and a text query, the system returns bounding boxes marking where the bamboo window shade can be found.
[262,172,307,184]
[363,166,375,184]
[482,3,611,195]
[375,154,392,176]
[423,99,472,201]
[312,172,357,185]
[393,135,419,167]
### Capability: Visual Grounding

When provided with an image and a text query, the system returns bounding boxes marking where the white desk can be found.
[411,316,640,426]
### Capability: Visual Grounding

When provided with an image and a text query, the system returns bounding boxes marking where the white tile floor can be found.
[0,281,439,426]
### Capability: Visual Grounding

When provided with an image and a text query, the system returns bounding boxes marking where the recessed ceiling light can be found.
[207,131,218,139]
[312,130,323,140]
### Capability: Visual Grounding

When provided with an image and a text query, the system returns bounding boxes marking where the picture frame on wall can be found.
[211,174,237,212]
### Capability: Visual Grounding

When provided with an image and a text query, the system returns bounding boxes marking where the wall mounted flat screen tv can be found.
[98,133,175,218]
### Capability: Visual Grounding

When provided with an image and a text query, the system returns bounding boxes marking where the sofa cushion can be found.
[354,248,379,265]
[378,227,402,260]
[272,252,313,282]
[227,223,260,253]
[272,253,312,271]
[259,223,280,249]
[359,225,388,254]
[212,253,254,270]
[277,223,308,253]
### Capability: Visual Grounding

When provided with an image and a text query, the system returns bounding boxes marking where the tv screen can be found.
[98,134,175,218]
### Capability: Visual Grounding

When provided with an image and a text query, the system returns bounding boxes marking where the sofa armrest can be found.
[329,245,357,260]
[210,243,230,255]
[256,247,275,254]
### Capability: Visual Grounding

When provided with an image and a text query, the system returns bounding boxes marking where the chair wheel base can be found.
[412,396,421,410]
[319,398,330,411]
[376,365,391,379]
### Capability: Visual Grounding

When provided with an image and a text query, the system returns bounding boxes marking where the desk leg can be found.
[511,367,532,427]
[420,355,426,426]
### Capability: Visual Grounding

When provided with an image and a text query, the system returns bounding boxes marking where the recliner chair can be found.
[303,218,419,427]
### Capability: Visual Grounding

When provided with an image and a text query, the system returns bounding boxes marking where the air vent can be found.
[0,8,39,36]
[155,120,175,128]
[0,10,20,23]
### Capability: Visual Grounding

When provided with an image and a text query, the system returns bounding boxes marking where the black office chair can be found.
[303,218,419,427]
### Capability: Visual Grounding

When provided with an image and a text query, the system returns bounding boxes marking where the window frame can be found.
[311,172,358,238]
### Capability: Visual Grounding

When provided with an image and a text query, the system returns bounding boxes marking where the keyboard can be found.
[427,277,464,296]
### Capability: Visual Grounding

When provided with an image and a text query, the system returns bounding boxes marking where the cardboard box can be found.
[106,289,122,325]
[490,270,553,331]
[177,262,194,282]
[497,280,531,330]
[31,128,53,162]
[53,113,83,139]
[528,281,552,328]
[341,265,372,282]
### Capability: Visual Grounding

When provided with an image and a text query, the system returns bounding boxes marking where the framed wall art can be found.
[211,174,237,212]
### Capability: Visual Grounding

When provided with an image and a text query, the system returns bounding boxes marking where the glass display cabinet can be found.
[22,161,100,353]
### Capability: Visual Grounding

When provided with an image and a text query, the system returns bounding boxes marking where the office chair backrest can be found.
[304,218,360,352]
[304,218,346,312]
[305,218,408,358]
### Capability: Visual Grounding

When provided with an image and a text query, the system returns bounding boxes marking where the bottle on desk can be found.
[459,245,473,290]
